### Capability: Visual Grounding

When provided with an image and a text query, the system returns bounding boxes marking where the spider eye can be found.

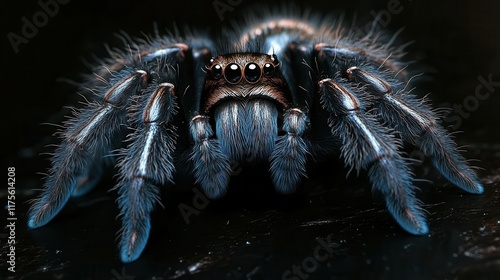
[263,63,275,77]
[225,63,242,84]
[211,64,223,79]
[244,63,261,83]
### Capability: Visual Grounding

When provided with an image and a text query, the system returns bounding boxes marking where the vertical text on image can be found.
[6,167,17,273]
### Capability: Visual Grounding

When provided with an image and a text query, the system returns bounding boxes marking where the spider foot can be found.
[119,216,151,263]
[117,177,159,263]
[28,172,77,229]
[119,223,150,263]
[370,158,428,235]
[420,130,484,194]
[28,144,89,229]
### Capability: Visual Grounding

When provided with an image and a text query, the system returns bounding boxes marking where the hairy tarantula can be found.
[28,14,483,263]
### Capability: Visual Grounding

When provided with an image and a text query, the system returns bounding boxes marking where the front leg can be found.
[319,78,428,234]
[346,65,483,194]
[116,82,178,263]
[28,70,148,229]
[270,108,310,194]
[189,115,232,199]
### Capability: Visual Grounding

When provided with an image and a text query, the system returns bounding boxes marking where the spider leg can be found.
[189,115,231,198]
[346,66,483,194]
[269,42,313,194]
[28,70,148,229]
[72,153,114,197]
[181,44,232,199]
[319,78,428,234]
[115,82,177,263]
[270,108,309,194]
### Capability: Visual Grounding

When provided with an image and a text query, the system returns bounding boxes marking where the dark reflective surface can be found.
[5,148,500,279]
[3,0,500,279]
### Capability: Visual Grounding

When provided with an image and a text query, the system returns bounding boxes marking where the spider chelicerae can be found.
[28,13,483,263]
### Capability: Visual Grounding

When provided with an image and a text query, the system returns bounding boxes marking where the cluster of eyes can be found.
[209,61,276,84]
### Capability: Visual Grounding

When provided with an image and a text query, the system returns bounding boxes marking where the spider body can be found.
[28,15,483,263]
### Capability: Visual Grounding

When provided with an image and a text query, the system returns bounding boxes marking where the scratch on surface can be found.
[482,167,500,185]
[459,223,500,260]
[300,220,335,227]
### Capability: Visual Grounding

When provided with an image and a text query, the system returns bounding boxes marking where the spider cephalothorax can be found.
[203,53,290,164]
[28,14,483,263]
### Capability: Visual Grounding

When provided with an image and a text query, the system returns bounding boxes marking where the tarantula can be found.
[28,14,483,263]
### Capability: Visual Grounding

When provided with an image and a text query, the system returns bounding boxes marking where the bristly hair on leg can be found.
[189,115,232,199]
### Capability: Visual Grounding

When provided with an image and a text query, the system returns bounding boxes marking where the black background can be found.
[2,0,500,279]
